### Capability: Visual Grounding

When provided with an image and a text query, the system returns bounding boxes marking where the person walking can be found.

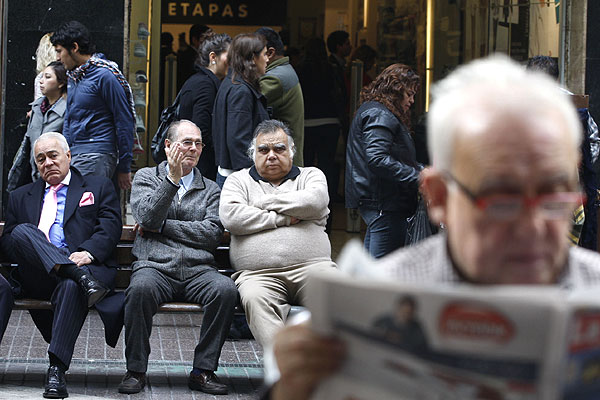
[212,33,269,187]
[8,61,67,190]
[179,33,231,181]
[346,64,422,258]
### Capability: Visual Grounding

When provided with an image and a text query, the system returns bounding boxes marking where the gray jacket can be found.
[130,161,224,280]
[7,96,66,189]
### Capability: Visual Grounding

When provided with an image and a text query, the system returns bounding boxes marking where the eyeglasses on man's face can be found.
[444,172,583,220]
[177,140,205,149]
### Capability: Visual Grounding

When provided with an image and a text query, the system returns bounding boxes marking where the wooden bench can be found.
[0,223,235,313]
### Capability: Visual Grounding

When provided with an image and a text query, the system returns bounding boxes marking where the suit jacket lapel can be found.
[64,169,86,224]
[26,179,46,224]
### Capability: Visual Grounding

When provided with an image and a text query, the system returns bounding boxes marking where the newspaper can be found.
[304,241,600,400]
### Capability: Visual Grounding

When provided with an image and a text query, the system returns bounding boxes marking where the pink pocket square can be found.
[79,192,95,207]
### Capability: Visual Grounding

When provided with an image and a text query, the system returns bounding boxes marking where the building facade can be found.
[0,0,597,214]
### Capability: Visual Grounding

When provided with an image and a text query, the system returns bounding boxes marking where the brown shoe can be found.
[188,371,228,395]
[118,371,146,394]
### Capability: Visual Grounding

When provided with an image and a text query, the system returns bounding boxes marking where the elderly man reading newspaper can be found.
[264,55,600,400]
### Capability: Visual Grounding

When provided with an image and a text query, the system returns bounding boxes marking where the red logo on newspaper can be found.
[569,311,600,353]
[439,303,514,343]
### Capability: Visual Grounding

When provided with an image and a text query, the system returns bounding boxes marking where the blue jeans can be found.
[359,208,408,259]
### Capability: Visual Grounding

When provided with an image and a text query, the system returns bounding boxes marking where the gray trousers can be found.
[124,266,237,373]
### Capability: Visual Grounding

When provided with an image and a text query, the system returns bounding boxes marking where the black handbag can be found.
[6,116,32,192]
[405,195,437,246]
[151,92,181,163]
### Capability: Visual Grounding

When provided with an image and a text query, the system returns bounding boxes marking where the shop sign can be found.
[162,1,286,25]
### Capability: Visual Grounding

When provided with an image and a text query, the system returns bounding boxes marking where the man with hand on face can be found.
[219,119,336,348]
[119,120,237,396]
[0,132,123,399]
[263,56,600,400]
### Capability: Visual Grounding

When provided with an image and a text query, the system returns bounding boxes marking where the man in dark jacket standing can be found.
[257,27,305,166]
[118,120,237,395]
[51,21,135,190]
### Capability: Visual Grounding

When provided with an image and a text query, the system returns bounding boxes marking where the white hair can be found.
[427,54,582,171]
[34,132,70,153]
[246,120,296,161]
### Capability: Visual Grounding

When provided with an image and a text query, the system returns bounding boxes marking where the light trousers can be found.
[233,261,336,346]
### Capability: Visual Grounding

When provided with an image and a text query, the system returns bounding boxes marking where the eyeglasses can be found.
[444,173,583,220]
[177,140,205,149]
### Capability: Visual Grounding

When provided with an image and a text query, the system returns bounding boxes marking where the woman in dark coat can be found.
[211,33,269,187]
[178,33,231,180]
[345,63,422,258]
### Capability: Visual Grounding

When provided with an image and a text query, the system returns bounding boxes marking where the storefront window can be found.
[431,0,560,83]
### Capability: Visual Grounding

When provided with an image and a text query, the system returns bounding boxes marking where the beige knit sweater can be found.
[219,166,332,271]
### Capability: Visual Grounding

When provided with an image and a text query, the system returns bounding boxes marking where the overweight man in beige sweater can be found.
[220,119,336,346]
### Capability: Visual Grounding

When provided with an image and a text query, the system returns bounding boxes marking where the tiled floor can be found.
[0,202,362,399]
[0,311,264,399]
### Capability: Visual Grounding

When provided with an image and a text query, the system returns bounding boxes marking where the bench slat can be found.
[1,223,236,315]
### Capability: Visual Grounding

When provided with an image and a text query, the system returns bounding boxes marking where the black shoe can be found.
[188,371,228,395]
[43,365,68,399]
[77,274,109,308]
[118,371,146,394]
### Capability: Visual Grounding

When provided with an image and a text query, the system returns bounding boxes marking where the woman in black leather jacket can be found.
[345,63,422,258]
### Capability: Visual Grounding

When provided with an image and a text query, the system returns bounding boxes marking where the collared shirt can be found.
[166,165,194,199]
[249,165,300,185]
[44,171,71,248]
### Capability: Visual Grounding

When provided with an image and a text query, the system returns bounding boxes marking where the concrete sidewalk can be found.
[0,310,263,399]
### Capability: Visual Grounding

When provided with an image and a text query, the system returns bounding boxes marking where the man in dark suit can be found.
[0,275,12,343]
[0,132,123,399]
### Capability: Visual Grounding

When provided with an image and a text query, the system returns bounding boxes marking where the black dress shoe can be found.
[118,370,146,394]
[188,371,228,395]
[43,365,68,399]
[77,274,109,308]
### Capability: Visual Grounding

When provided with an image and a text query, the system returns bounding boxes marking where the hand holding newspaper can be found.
[304,240,600,400]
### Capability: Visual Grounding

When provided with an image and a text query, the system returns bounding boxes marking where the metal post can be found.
[346,60,364,233]
[559,0,568,86]
[164,53,177,106]
[0,0,6,218]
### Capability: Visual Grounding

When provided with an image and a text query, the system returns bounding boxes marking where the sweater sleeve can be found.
[161,186,224,250]
[130,167,178,231]
[252,168,330,221]
[219,172,290,235]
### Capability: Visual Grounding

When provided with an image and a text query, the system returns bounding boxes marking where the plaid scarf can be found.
[67,53,136,121]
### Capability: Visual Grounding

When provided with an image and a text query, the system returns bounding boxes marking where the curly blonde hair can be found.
[36,33,57,74]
